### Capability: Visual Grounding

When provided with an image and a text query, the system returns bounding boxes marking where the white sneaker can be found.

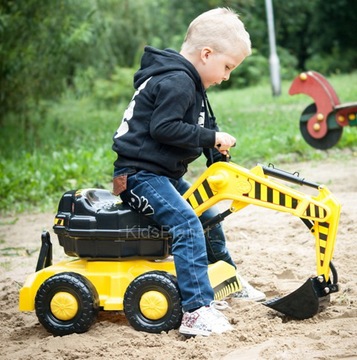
[232,274,266,302]
[179,301,233,337]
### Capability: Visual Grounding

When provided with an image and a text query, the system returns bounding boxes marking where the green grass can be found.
[1,73,357,214]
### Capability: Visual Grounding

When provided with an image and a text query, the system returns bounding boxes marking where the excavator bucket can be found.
[263,272,339,319]
[263,278,320,319]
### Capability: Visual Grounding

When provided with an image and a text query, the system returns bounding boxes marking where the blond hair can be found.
[181,7,251,57]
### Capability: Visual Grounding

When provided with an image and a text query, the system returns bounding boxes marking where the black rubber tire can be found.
[300,103,343,150]
[35,272,99,336]
[124,271,182,333]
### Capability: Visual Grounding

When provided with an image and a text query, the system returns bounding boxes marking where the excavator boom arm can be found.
[183,162,341,282]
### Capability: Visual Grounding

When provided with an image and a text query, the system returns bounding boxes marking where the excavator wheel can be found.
[35,272,99,336]
[300,103,343,150]
[124,271,182,333]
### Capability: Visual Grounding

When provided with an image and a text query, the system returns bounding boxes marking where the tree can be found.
[0,0,96,124]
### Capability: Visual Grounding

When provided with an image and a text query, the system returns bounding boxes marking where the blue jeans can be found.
[116,168,235,312]
[176,177,236,269]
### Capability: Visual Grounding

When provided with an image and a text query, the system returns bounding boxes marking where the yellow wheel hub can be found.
[139,291,168,320]
[50,292,78,321]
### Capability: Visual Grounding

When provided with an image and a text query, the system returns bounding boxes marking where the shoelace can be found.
[210,300,230,311]
[208,301,232,330]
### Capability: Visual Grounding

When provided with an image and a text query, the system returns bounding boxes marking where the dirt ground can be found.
[1,154,356,360]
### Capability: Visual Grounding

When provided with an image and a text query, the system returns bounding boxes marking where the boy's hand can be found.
[215,132,236,154]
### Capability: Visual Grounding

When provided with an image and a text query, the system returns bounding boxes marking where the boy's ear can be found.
[201,47,213,62]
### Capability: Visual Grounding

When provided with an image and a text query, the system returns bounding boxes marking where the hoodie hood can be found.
[134,46,202,91]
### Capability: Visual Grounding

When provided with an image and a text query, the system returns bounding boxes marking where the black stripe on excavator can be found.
[255,182,261,198]
[279,192,285,205]
[203,179,214,198]
[318,222,329,266]
[254,181,298,208]
[305,204,327,219]
[187,179,214,207]
[213,275,240,300]
[54,218,64,226]
[306,205,311,216]
[193,188,203,205]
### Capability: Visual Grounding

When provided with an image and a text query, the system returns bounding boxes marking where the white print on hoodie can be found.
[114,77,153,139]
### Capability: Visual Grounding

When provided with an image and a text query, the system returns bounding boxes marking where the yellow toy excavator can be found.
[19,160,340,336]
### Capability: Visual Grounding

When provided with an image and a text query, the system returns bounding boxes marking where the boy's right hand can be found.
[215,132,236,154]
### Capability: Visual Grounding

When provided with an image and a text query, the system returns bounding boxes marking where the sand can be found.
[1,155,356,360]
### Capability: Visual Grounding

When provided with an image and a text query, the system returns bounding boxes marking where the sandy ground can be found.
[1,155,356,360]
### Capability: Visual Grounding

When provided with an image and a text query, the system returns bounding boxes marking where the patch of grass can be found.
[0,246,36,257]
[0,260,12,271]
[0,218,18,226]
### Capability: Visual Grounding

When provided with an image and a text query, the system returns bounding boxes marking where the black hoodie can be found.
[112,46,221,179]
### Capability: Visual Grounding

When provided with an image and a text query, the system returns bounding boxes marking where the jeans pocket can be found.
[113,167,137,196]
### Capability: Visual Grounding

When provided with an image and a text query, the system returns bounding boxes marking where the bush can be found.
[0,147,114,214]
[277,47,299,80]
[306,47,357,75]
[93,67,136,107]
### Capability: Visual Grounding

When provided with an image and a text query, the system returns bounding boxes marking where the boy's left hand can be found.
[215,132,236,155]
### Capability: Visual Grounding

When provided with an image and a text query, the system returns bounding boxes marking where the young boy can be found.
[112,7,264,336]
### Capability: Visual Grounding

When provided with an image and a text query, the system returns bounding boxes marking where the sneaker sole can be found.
[232,294,266,302]
[179,326,211,337]
[179,324,233,337]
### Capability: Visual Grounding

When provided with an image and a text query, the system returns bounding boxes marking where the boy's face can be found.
[197,48,245,89]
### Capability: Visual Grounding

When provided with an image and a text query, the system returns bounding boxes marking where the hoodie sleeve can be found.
[149,73,216,149]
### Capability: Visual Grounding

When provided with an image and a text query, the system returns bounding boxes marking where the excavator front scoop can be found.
[263,276,336,320]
